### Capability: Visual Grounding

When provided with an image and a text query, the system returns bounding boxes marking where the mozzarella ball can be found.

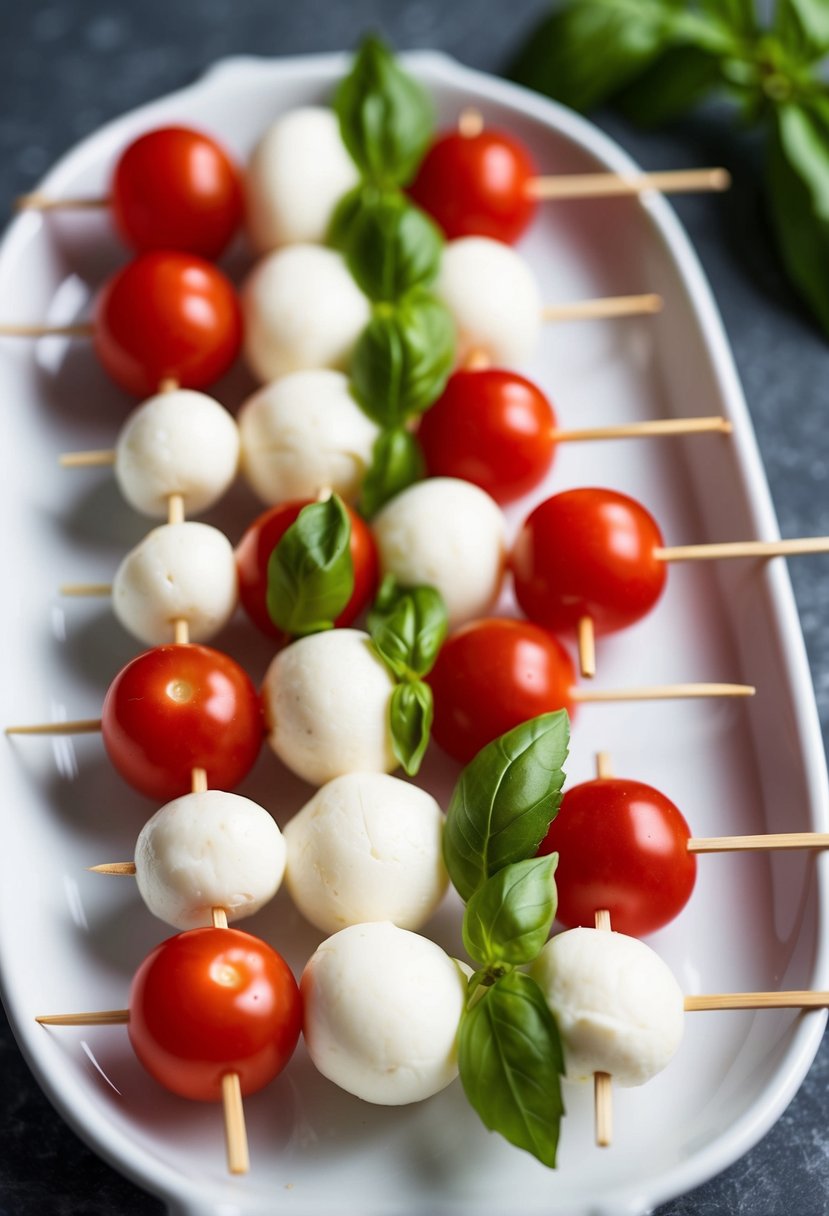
[135,791,286,930]
[438,237,541,366]
[263,629,397,786]
[242,245,370,383]
[371,478,506,628]
[302,922,466,1104]
[284,773,448,934]
[531,927,684,1087]
[238,369,379,505]
[114,389,239,518]
[112,522,237,645]
[246,107,360,252]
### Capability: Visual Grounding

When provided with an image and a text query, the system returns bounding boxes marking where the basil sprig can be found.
[359,428,425,519]
[367,575,447,775]
[463,855,559,968]
[344,193,444,303]
[266,494,354,637]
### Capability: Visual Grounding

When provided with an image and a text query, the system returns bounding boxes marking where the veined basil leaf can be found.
[327,185,375,251]
[775,0,829,60]
[266,494,354,636]
[367,575,448,679]
[359,427,425,518]
[389,679,433,776]
[334,35,434,187]
[443,712,569,903]
[459,970,564,1168]
[463,855,558,968]
[344,193,443,302]
[351,289,455,427]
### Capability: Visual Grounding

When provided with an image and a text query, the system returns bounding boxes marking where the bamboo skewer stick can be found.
[595,752,613,779]
[89,861,136,875]
[59,449,116,468]
[551,417,732,443]
[593,909,613,1148]
[656,538,829,563]
[5,718,102,736]
[458,107,485,138]
[685,992,829,1011]
[60,582,112,597]
[36,1009,129,1026]
[0,322,94,338]
[527,168,731,201]
[16,192,109,212]
[577,616,596,680]
[221,1072,250,1175]
[572,683,755,704]
[541,294,662,324]
[688,832,829,854]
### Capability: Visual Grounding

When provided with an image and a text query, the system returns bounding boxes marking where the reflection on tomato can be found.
[94,252,242,397]
[101,644,263,801]
[428,617,576,764]
[235,500,379,641]
[511,488,667,636]
[112,127,243,259]
[128,927,302,1101]
[539,778,696,937]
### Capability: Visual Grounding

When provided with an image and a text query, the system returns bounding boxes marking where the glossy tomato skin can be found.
[94,252,242,397]
[101,644,263,801]
[511,488,667,637]
[111,127,243,259]
[129,927,302,1101]
[539,778,696,937]
[428,617,576,764]
[409,129,537,244]
[418,369,556,504]
[236,500,379,641]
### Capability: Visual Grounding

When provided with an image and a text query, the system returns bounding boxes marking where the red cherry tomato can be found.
[539,778,696,937]
[94,252,242,397]
[511,489,667,637]
[409,128,537,244]
[129,927,302,1101]
[235,499,378,641]
[428,617,576,764]
[112,127,243,259]
[101,644,263,801]
[418,369,556,503]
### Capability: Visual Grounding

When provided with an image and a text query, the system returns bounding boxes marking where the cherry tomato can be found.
[101,644,263,801]
[409,128,537,244]
[112,127,243,259]
[235,499,378,641]
[129,927,302,1101]
[428,617,576,763]
[511,489,667,637]
[94,252,242,397]
[539,778,696,937]
[418,369,556,503]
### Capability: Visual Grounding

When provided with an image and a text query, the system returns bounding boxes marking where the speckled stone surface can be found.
[0,2,827,1213]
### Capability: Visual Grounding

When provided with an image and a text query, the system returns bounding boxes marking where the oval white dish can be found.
[0,50,827,1216]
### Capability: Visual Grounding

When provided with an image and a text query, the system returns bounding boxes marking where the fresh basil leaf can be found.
[459,970,564,1168]
[334,35,434,187]
[767,97,829,336]
[616,43,723,125]
[327,185,373,251]
[344,193,443,302]
[701,0,757,37]
[463,855,558,968]
[389,679,433,775]
[359,427,425,518]
[351,289,455,427]
[775,0,829,60]
[266,494,354,636]
[443,712,569,903]
[367,575,448,679]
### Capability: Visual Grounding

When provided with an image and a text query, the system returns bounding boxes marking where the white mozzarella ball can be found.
[302,922,467,1105]
[531,927,685,1087]
[371,478,506,628]
[242,245,370,383]
[135,791,286,930]
[114,390,239,518]
[262,630,396,786]
[246,107,360,252]
[438,236,541,366]
[238,369,379,505]
[112,522,237,645]
[284,773,448,934]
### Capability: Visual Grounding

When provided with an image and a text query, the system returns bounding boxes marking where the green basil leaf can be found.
[443,711,569,903]
[367,575,448,679]
[266,494,354,636]
[334,35,434,187]
[344,193,443,302]
[327,185,374,251]
[775,0,829,60]
[359,427,425,518]
[351,289,455,427]
[767,97,829,336]
[389,679,433,776]
[459,971,564,1168]
[615,43,723,125]
[700,0,757,36]
[463,855,558,968]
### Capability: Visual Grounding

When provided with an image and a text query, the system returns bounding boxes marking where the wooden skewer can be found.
[541,294,662,323]
[595,752,613,779]
[36,1009,129,1026]
[221,1072,250,1175]
[458,107,485,139]
[685,991,829,1011]
[577,616,596,680]
[593,909,613,1148]
[572,683,754,704]
[5,718,101,736]
[551,416,732,443]
[167,492,185,525]
[0,322,94,338]
[688,832,829,854]
[59,449,116,469]
[89,860,136,875]
[527,167,731,201]
[16,192,109,212]
[60,583,111,597]
[192,766,208,793]
[212,906,228,929]
[655,538,829,563]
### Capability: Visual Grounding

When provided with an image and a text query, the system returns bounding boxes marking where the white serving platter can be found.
[0,50,827,1216]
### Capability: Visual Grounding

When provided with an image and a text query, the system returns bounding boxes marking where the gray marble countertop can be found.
[0,1,827,1213]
